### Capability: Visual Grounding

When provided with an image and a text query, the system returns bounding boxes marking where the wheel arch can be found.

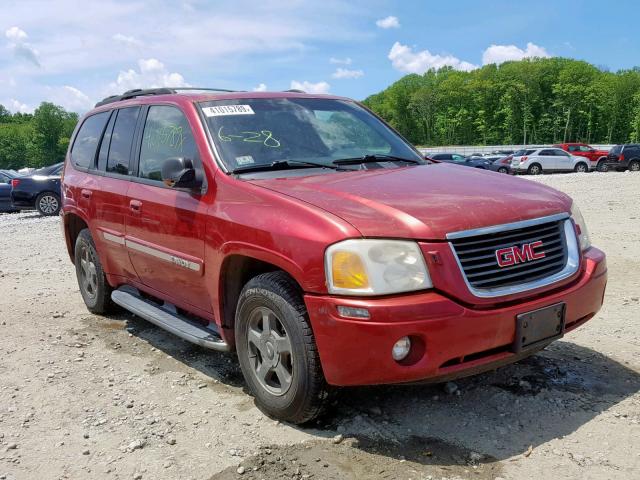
[62,211,90,264]
[217,253,305,335]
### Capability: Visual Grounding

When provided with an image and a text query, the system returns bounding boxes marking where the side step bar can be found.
[111,287,229,352]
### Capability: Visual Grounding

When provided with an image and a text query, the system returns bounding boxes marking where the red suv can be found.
[61,88,607,423]
[553,143,610,171]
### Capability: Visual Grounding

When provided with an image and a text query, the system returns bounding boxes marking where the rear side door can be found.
[536,149,556,170]
[125,104,212,313]
[554,148,573,170]
[90,106,142,280]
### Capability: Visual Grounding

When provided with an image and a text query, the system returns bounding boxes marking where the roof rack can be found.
[94,87,240,108]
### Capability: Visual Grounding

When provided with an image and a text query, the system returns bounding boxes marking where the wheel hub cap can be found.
[246,307,293,396]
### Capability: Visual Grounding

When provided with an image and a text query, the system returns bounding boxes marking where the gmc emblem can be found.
[495,241,546,267]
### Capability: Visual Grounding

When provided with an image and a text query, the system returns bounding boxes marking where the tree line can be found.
[363,57,640,147]
[0,103,78,170]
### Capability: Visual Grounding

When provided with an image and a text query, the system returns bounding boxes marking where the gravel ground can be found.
[0,171,638,480]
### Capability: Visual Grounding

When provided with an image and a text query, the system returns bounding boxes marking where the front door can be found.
[125,104,212,313]
[554,149,573,171]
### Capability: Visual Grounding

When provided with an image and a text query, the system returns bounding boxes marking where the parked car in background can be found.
[511,148,590,175]
[606,144,640,172]
[0,170,19,213]
[11,162,64,216]
[554,143,609,172]
[431,153,504,171]
[489,155,513,174]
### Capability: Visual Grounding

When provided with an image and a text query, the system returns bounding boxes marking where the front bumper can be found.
[305,247,606,386]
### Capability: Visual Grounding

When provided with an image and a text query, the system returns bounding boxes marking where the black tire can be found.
[574,162,588,173]
[497,167,508,174]
[527,163,542,175]
[74,229,115,314]
[35,192,61,216]
[596,160,609,172]
[629,160,640,172]
[235,271,330,424]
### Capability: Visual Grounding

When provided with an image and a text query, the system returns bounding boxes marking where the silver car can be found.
[511,148,591,175]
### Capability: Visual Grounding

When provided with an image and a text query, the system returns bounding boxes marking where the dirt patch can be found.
[210,436,502,480]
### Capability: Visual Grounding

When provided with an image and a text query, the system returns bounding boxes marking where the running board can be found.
[111,287,229,352]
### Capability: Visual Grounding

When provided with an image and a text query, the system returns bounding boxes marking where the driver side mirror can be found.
[161,157,202,191]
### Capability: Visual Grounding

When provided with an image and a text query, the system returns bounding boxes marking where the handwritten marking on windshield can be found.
[217,126,281,148]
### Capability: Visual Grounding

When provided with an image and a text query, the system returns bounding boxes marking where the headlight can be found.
[570,203,591,251]
[325,239,432,295]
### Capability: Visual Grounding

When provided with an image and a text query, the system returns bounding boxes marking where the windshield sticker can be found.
[217,126,281,148]
[235,155,255,166]
[203,105,255,117]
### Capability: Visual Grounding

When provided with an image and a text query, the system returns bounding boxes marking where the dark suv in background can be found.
[606,144,640,171]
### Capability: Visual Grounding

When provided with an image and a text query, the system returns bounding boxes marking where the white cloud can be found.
[112,33,143,48]
[290,80,330,94]
[5,26,40,67]
[107,58,190,94]
[330,57,352,65]
[376,16,400,29]
[332,67,364,79]
[253,83,267,92]
[9,98,31,114]
[482,42,550,65]
[49,86,94,112]
[5,26,28,42]
[388,42,477,73]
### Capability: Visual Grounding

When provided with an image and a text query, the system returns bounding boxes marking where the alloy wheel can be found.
[79,245,98,301]
[39,195,59,214]
[246,306,294,396]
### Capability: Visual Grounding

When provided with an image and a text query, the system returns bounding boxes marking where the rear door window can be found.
[138,106,198,182]
[71,112,111,169]
[539,149,554,156]
[106,107,140,176]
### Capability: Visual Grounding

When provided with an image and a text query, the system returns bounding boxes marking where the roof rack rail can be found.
[94,87,241,108]
[284,89,305,93]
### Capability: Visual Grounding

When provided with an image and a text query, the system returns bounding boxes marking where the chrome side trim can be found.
[102,231,125,245]
[446,212,570,240]
[448,219,580,298]
[125,239,201,272]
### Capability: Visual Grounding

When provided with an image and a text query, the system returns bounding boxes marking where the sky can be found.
[2,0,640,114]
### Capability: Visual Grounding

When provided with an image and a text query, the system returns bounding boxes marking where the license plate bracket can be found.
[512,303,566,353]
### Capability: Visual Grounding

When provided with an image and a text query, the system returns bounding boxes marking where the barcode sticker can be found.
[202,105,255,117]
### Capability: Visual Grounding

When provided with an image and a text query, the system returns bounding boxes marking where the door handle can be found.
[129,199,142,212]
[81,189,92,199]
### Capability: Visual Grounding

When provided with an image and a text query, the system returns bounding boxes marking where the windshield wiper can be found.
[232,160,337,174]
[332,154,423,166]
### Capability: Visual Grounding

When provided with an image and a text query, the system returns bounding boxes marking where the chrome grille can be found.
[450,218,569,292]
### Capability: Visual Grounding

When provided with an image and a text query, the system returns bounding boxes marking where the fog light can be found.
[336,306,370,319]
[392,336,411,361]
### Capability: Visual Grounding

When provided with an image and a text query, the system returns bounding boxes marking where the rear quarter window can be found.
[70,111,110,169]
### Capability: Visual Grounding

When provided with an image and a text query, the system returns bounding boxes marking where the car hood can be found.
[247,164,572,240]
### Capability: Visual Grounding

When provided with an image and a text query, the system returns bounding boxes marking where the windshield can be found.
[199,98,423,172]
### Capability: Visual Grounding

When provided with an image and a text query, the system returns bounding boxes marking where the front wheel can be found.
[497,167,508,174]
[574,163,588,173]
[629,160,640,172]
[235,271,330,424]
[35,192,60,216]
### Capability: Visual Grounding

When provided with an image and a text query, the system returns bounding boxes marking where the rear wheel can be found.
[75,229,115,314]
[235,271,330,424]
[527,163,542,175]
[596,160,609,172]
[35,192,60,216]
[574,162,588,173]
[497,167,508,174]
[629,160,640,172]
